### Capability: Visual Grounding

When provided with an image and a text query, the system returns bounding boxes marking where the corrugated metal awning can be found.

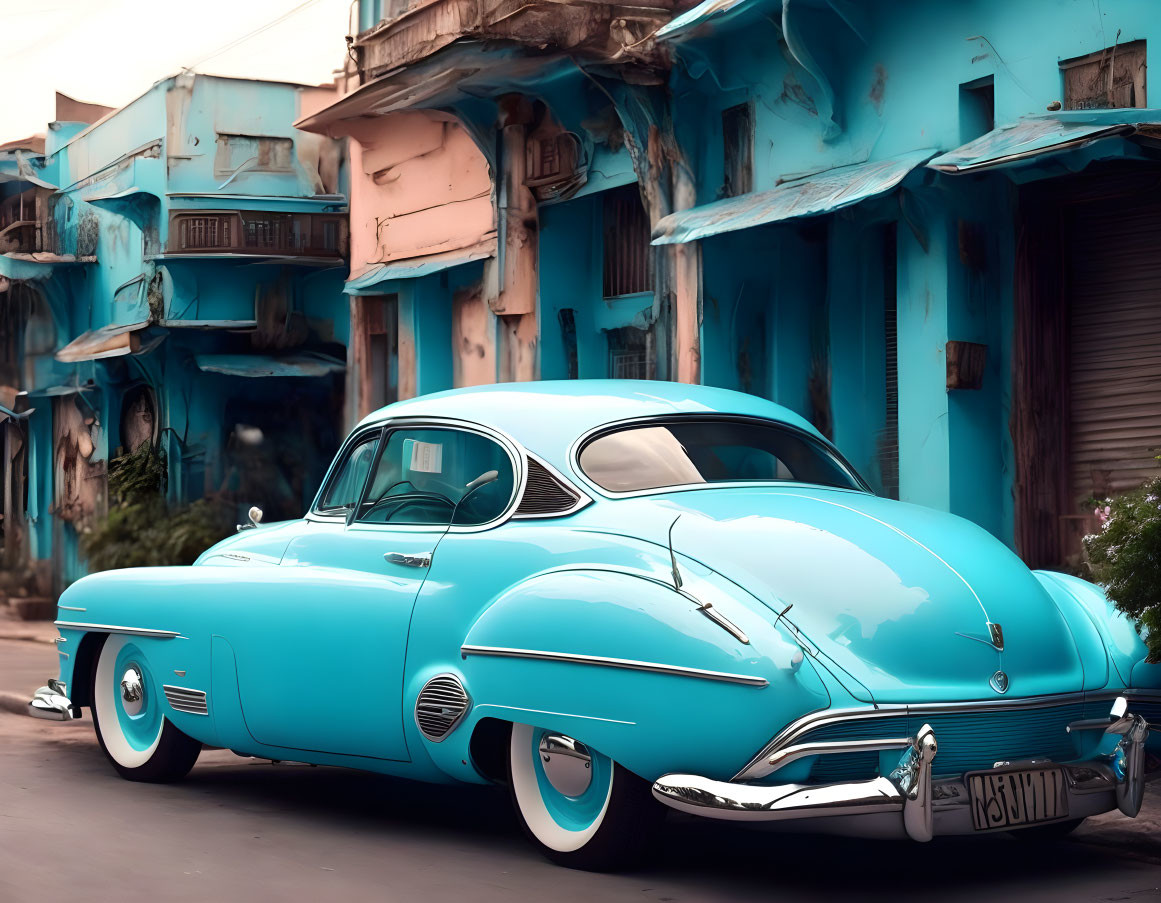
[928,110,1161,174]
[194,352,346,378]
[344,244,495,295]
[0,402,33,424]
[0,253,93,282]
[652,150,935,245]
[56,321,161,363]
[655,0,755,40]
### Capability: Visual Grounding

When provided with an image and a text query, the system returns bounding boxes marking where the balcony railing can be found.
[0,188,51,255]
[353,0,675,80]
[167,211,348,258]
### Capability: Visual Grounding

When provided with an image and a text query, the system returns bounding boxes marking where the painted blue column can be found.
[896,207,952,511]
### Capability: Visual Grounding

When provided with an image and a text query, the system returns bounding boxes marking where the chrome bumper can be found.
[28,679,81,721]
[652,698,1149,840]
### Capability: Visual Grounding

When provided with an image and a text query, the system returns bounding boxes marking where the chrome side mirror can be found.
[236,505,264,532]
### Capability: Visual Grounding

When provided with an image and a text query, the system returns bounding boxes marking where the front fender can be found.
[457,566,829,782]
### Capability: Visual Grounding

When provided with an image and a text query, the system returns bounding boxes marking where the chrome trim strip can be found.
[460,644,768,687]
[767,736,913,771]
[58,605,86,612]
[162,685,208,715]
[734,691,1117,782]
[54,621,181,639]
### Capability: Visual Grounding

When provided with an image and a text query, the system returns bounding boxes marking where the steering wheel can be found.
[361,490,456,522]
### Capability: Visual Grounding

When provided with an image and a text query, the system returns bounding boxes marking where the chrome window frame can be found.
[569,413,873,501]
[312,425,385,517]
[308,416,526,535]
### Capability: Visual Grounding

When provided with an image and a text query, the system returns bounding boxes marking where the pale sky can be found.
[0,0,354,143]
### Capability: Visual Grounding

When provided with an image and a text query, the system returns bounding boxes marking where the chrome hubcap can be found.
[538,733,593,797]
[120,667,144,715]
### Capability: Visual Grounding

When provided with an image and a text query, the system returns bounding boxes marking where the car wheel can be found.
[507,723,662,871]
[1010,817,1086,841]
[90,634,201,782]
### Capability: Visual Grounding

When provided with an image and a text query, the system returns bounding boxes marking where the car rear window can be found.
[577,418,862,493]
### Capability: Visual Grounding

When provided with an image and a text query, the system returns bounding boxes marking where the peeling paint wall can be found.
[343,112,494,272]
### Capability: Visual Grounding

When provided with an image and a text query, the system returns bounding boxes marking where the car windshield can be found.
[577,418,863,493]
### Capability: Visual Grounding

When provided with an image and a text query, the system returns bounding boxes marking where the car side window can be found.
[355,427,515,527]
[317,432,379,513]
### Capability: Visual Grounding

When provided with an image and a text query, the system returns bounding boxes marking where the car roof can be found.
[358,380,822,470]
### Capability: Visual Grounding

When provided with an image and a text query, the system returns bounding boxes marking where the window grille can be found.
[602,185,653,298]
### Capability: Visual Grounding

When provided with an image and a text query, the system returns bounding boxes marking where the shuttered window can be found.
[602,185,653,298]
[1066,196,1161,505]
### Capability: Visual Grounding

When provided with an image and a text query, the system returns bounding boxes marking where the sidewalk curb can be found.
[0,633,56,646]
[0,691,29,717]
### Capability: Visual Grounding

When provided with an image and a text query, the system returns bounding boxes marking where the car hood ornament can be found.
[989,670,1009,694]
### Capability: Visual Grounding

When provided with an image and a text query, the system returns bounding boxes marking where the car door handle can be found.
[383,552,431,568]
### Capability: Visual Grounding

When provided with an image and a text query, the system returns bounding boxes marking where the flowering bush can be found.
[1084,475,1161,662]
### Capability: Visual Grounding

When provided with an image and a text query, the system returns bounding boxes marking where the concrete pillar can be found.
[489,95,538,383]
[896,209,952,512]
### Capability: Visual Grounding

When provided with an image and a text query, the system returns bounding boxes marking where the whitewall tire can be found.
[507,723,662,870]
[90,634,201,782]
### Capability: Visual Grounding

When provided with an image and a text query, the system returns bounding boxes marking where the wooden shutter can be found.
[1066,196,1161,506]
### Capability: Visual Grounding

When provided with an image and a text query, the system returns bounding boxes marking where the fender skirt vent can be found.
[415,675,471,742]
[163,685,208,716]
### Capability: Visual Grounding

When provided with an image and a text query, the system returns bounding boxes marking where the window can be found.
[318,432,380,513]
[602,184,653,298]
[607,325,655,380]
[722,102,754,198]
[959,76,994,143]
[1062,40,1147,110]
[214,134,294,177]
[355,427,515,526]
[578,418,863,494]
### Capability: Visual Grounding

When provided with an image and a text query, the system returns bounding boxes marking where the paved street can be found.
[3,634,1161,903]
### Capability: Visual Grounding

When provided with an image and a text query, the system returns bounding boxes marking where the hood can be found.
[655,487,1085,703]
[195,519,305,566]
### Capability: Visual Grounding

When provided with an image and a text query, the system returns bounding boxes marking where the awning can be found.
[928,110,1161,174]
[0,402,34,424]
[655,0,756,40]
[194,352,346,378]
[56,321,162,363]
[0,253,93,282]
[652,149,936,245]
[345,244,494,295]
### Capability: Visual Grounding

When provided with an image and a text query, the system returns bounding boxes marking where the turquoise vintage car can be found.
[30,381,1161,869]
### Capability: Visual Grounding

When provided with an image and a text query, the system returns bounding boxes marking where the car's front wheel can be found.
[90,634,201,782]
[507,723,661,870]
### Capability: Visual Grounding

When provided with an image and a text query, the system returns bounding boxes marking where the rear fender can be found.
[451,566,829,782]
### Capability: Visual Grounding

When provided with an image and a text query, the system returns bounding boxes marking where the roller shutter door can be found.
[1067,196,1161,505]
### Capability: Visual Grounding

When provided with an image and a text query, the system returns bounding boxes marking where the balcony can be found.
[0,188,52,255]
[166,211,348,260]
[352,0,675,80]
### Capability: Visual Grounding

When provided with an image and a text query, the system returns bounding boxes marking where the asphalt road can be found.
[3,636,1161,903]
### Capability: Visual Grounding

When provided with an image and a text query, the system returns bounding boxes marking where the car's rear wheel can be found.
[90,634,201,782]
[507,723,661,870]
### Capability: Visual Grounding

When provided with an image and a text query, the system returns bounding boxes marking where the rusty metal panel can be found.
[1062,41,1147,111]
[193,352,346,379]
[928,111,1161,174]
[653,150,934,245]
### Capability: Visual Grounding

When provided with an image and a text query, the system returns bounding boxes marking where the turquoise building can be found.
[307,0,1161,571]
[0,76,349,596]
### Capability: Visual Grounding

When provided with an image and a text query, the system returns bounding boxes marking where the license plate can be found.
[968,766,1068,831]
